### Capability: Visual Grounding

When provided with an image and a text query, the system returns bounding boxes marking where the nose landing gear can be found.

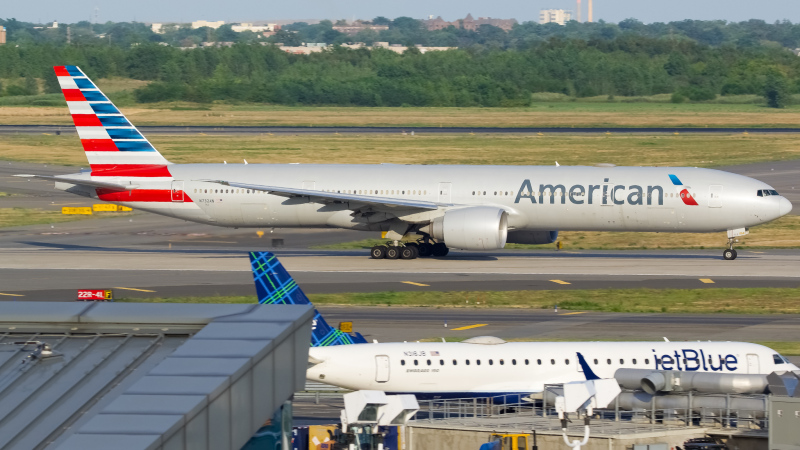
[723,237,738,261]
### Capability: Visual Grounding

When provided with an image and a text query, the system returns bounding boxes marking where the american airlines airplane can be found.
[19,66,792,260]
[246,250,798,400]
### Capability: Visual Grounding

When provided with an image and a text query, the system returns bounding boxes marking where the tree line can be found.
[0,19,798,107]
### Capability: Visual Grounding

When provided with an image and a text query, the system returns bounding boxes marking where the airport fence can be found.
[410,391,770,435]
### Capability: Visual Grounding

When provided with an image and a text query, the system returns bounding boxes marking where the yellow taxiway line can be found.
[402,281,430,287]
[699,279,715,284]
[451,324,488,331]
[0,293,24,297]
[113,287,157,292]
[559,312,587,315]
[550,280,571,285]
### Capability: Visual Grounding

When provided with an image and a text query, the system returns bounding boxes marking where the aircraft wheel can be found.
[386,246,400,260]
[432,243,449,257]
[371,245,387,259]
[400,246,416,260]
[723,249,737,260]
[417,243,433,257]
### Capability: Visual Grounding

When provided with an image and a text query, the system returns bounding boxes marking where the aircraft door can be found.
[746,354,759,373]
[438,182,452,203]
[709,185,723,208]
[171,181,184,202]
[375,355,390,383]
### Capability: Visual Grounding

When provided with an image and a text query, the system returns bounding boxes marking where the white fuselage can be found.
[307,341,797,399]
[64,164,791,237]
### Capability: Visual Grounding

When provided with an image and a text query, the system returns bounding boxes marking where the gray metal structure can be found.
[0,302,313,450]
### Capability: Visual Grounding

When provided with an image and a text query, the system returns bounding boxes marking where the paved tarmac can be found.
[4,125,800,135]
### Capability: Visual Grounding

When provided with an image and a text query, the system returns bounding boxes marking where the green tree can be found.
[763,68,790,108]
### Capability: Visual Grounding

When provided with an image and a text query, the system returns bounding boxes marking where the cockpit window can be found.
[773,353,790,364]
[757,189,780,197]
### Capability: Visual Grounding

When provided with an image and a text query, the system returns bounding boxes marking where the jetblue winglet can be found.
[576,352,601,380]
[249,251,367,346]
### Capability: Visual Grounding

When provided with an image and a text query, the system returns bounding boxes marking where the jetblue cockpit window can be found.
[757,189,780,197]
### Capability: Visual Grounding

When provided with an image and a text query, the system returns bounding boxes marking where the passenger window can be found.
[477,360,481,365]
[500,359,505,365]
[414,360,418,366]
[537,359,541,365]
[489,359,494,365]
[607,359,612,365]
[645,359,649,364]
[525,359,529,365]
[593,359,598,364]
[453,359,457,365]
[466,360,470,365]
[565,359,570,365]
[512,359,516,365]
[427,360,431,366]
[440,359,444,365]
[401,360,405,366]
[550,359,555,365]
[632,359,637,365]
[620,359,624,364]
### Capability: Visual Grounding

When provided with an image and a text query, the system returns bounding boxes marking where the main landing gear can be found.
[370,238,449,260]
[723,237,738,261]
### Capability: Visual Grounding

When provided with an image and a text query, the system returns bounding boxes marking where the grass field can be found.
[318,215,800,250]
[3,132,800,168]
[0,207,85,228]
[3,98,800,128]
[120,287,800,314]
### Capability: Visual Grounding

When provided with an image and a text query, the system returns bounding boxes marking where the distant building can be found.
[49,21,59,28]
[151,23,163,34]
[0,26,6,45]
[332,20,389,35]
[192,20,225,29]
[539,9,572,25]
[423,14,517,32]
[423,14,518,31]
[793,48,800,56]
[231,22,278,33]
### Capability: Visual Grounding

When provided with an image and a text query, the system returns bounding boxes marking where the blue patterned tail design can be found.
[249,251,367,347]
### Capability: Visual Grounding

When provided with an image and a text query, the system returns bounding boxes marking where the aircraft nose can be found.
[779,197,793,217]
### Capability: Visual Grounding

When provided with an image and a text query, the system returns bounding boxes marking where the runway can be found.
[1,160,800,300]
[2,125,800,135]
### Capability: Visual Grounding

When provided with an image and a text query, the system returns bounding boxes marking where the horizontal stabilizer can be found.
[249,251,367,346]
[14,174,139,191]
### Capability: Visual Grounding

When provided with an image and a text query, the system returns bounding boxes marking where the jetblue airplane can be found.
[18,66,792,260]
[246,251,797,400]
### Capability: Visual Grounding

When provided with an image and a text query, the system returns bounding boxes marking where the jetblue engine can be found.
[422,207,508,250]
[506,230,558,245]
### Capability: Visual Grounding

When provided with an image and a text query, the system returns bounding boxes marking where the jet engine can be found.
[421,207,508,250]
[506,230,558,245]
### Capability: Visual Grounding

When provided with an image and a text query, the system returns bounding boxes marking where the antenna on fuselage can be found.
[555,161,560,166]
[663,337,670,342]
[243,159,248,164]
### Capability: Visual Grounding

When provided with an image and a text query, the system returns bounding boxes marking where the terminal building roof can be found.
[0,302,313,450]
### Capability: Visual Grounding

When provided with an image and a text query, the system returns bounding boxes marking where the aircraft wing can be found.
[14,174,139,191]
[213,180,441,211]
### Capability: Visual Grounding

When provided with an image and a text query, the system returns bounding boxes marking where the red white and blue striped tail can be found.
[55,65,171,177]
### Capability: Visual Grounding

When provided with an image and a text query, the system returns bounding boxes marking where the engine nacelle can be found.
[424,207,508,250]
[506,230,558,245]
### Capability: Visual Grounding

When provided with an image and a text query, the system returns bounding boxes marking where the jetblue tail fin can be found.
[249,252,367,346]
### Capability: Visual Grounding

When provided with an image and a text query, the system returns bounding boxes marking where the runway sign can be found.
[77,289,113,301]
[62,207,92,215]
[92,204,133,212]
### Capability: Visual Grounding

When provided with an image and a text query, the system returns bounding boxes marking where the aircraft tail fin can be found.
[54,65,171,177]
[249,251,367,346]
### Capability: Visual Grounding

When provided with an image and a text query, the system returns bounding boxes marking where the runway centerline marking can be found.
[699,278,715,284]
[112,287,157,292]
[401,281,430,287]
[0,293,24,297]
[550,280,571,285]
[451,324,488,331]
[559,312,586,315]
